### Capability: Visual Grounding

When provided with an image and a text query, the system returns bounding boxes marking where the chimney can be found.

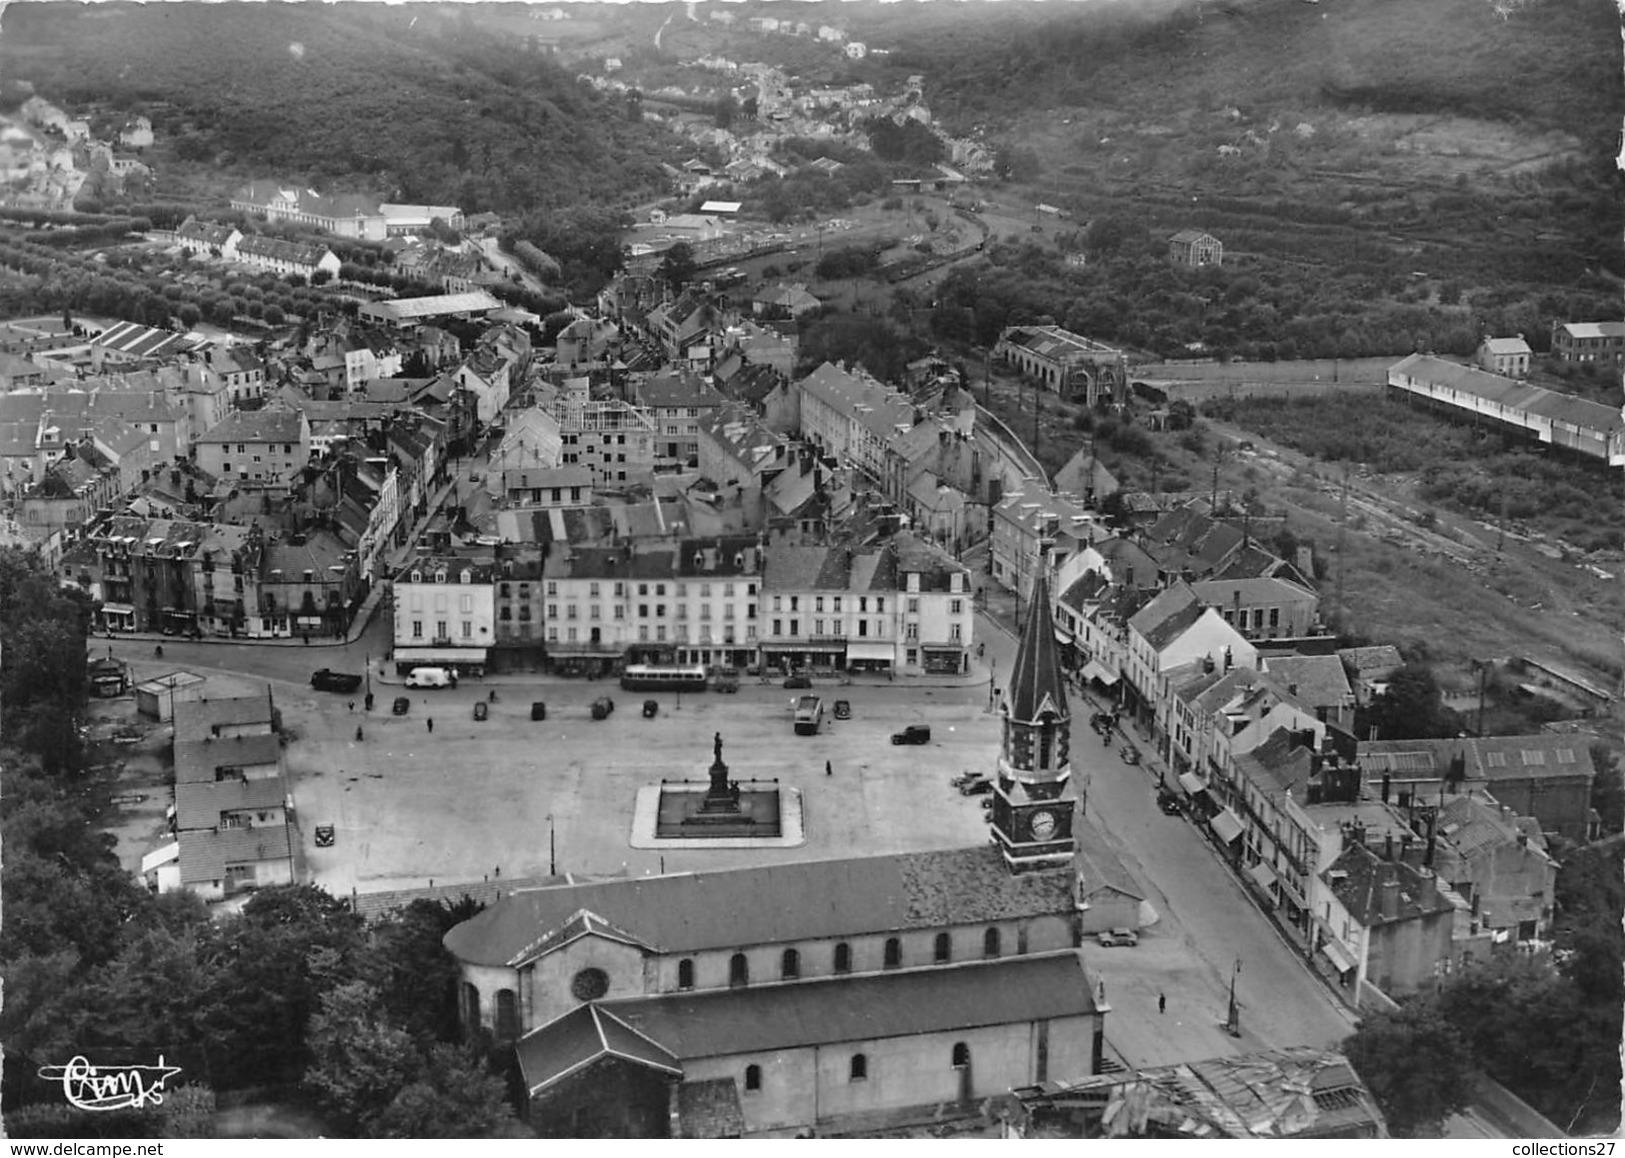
[1384,832,1394,861]
[1380,877,1400,921]
[1381,773,1391,804]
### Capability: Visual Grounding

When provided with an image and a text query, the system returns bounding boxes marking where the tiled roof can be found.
[175,775,286,831]
[1323,842,1453,928]
[172,696,274,743]
[177,824,292,883]
[1258,655,1351,710]
[173,733,284,783]
[516,1004,682,1097]
[673,1078,745,1139]
[1235,728,1315,797]
[196,410,305,445]
[600,952,1095,1060]
[1129,583,1208,651]
[235,235,333,266]
[1338,645,1403,678]
[1482,337,1532,355]
[1358,736,1594,783]
[444,845,1073,968]
[1006,574,1069,723]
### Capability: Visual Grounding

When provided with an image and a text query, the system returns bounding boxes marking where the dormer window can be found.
[435,570,447,584]
[410,571,422,584]
[460,570,472,585]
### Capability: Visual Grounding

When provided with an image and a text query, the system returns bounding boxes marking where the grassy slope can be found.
[0,3,677,213]
[853,0,1620,144]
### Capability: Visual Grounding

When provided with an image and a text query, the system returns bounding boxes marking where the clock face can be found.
[1030,809,1057,840]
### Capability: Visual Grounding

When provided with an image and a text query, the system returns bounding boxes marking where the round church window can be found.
[571,967,610,1001]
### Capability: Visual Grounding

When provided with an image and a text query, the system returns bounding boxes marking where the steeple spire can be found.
[990,572,1079,874]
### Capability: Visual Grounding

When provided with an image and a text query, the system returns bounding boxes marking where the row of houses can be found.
[390,527,976,678]
[228,182,464,241]
[141,694,294,902]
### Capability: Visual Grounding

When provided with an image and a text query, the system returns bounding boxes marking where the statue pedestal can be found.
[700,758,740,814]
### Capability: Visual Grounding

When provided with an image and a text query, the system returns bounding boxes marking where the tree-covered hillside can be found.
[0,3,679,214]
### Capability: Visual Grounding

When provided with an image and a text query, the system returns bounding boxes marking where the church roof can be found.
[516,1004,682,1097]
[445,845,1073,968]
[1006,574,1069,723]
[596,951,1095,1059]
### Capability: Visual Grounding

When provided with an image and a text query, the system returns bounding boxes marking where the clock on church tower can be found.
[989,573,1080,874]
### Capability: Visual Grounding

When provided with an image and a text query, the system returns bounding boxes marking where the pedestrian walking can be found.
[355,725,364,742]
[348,701,355,712]
[826,760,833,777]
[427,718,434,734]
[1158,992,1166,1015]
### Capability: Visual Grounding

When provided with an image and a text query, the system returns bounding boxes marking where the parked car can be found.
[1119,745,1141,765]
[405,667,455,689]
[642,699,659,718]
[891,724,932,745]
[784,673,812,689]
[391,696,410,715]
[473,700,489,721]
[310,669,363,694]
[530,701,547,721]
[833,699,851,720]
[958,777,993,796]
[1157,791,1182,816]
[950,771,983,788]
[712,670,740,693]
[1097,928,1139,948]
[590,696,615,720]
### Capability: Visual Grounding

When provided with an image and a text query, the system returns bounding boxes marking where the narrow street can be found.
[974,595,1357,1065]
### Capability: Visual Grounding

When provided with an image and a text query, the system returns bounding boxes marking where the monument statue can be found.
[714,731,724,765]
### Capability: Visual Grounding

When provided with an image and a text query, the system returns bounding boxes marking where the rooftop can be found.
[444,844,1074,968]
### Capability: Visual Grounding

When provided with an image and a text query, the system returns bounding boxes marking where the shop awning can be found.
[394,647,488,664]
[1178,771,1207,797]
[1053,627,1072,646]
[846,642,895,661]
[1320,939,1356,974]
[101,603,135,615]
[1209,808,1245,844]
[1247,861,1278,891]
[768,642,845,652]
[1081,660,1119,687]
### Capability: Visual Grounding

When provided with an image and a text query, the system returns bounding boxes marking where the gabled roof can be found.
[445,845,1072,968]
[1006,575,1069,723]
[1258,654,1351,710]
[516,1004,681,1098]
[601,952,1096,1060]
[1234,727,1315,797]
[1389,354,1624,434]
[177,825,291,883]
[509,908,652,967]
[1128,582,1208,652]
[1481,336,1532,356]
[173,733,284,783]
[175,775,286,831]
[196,410,305,445]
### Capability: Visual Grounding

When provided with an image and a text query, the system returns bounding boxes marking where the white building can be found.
[392,555,497,671]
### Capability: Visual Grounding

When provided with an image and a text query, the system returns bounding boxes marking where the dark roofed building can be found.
[1321,841,1454,998]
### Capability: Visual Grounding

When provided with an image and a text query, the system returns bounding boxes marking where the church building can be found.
[442,573,1109,1137]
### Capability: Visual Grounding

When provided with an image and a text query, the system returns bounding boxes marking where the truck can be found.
[792,695,824,736]
[310,669,363,694]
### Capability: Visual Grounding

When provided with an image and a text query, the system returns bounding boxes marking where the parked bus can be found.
[620,663,709,692]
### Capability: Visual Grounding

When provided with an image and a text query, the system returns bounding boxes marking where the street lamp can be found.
[1225,957,1242,1037]
[547,813,557,876]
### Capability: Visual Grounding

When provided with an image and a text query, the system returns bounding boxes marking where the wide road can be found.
[975,603,1357,1062]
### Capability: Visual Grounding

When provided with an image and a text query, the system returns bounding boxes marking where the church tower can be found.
[990,573,1080,873]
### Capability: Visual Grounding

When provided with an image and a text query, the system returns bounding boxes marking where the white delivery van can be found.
[404,666,455,689]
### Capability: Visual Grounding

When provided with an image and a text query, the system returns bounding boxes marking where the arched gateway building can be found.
[443,576,1113,1137]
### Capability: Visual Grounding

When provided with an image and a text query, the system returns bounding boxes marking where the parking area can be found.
[288,676,1002,895]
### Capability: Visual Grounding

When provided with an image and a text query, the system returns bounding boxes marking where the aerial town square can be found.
[0,0,1620,1144]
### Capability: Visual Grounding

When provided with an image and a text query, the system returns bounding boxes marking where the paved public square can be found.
[286,674,1001,894]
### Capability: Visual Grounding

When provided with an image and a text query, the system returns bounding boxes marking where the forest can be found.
[0,549,520,1138]
[0,3,680,215]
